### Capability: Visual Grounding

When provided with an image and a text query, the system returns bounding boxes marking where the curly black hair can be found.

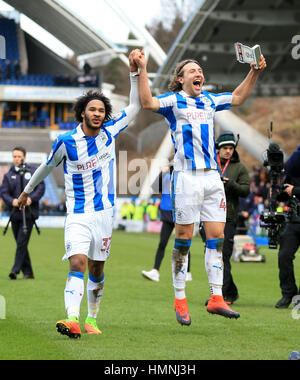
[73,90,113,123]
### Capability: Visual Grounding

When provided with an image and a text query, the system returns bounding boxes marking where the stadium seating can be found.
[0,18,19,61]
[58,122,78,130]
[0,17,96,88]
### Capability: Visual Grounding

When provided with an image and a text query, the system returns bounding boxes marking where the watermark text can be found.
[291,35,300,60]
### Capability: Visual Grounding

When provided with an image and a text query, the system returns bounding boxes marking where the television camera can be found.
[260,122,286,249]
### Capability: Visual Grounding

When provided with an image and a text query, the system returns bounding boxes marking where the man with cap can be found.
[216,130,250,304]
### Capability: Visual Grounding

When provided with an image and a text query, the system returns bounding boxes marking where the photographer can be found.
[215,130,250,304]
[0,147,45,280]
[275,148,300,309]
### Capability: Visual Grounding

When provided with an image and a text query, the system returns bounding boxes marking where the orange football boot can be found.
[207,295,240,319]
[56,317,81,339]
[174,297,191,326]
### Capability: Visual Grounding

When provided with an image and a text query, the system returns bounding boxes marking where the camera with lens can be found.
[260,126,286,249]
[263,142,284,174]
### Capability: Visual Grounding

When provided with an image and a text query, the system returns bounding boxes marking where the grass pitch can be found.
[0,227,299,360]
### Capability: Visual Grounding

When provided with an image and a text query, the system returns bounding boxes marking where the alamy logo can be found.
[291,35,300,60]
[0,295,6,319]
[0,35,6,59]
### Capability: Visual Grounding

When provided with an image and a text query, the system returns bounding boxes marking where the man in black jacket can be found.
[216,131,250,304]
[275,171,300,308]
[0,147,45,279]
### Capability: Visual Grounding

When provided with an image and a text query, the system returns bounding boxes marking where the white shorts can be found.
[171,169,226,225]
[63,207,114,262]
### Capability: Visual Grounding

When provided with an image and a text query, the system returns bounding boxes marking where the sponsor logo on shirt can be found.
[186,111,207,122]
[76,152,111,171]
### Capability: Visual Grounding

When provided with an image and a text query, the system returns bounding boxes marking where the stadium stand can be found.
[0,17,19,64]
[0,16,97,88]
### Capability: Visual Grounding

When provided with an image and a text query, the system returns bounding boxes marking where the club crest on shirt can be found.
[24,172,32,180]
[66,241,72,253]
[113,112,123,121]
[176,209,184,221]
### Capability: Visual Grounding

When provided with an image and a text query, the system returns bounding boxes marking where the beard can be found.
[84,114,103,130]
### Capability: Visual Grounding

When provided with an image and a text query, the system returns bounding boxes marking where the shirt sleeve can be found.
[105,75,140,138]
[209,92,233,112]
[155,93,175,118]
[24,137,66,194]
[27,167,46,201]
[23,163,52,194]
[46,135,66,168]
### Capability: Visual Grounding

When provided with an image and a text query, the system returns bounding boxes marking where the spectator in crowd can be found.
[236,192,256,234]
[38,105,50,128]
[146,199,158,221]
[56,199,67,214]
[120,201,131,220]
[133,201,145,221]
[14,59,20,79]
[5,59,11,79]
[83,62,92,75]
[215,131,250,304]
[40,198,51,215]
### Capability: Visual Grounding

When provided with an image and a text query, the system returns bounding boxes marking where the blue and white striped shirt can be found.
[24,75,140,214]
[46,114,129,214]
[156,90,232,171]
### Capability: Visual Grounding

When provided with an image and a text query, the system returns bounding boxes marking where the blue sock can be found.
[174,238,192,255]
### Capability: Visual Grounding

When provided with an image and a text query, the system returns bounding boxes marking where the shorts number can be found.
[220,198,226,211]
[101,237,112,254]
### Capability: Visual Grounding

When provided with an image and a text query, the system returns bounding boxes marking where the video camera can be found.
[260,122,286,249]
[18,158,27,176]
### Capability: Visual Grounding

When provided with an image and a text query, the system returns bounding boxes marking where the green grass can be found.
[0,228,299,360]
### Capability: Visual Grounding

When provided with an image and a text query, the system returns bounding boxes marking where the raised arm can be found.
[126,49,142,119]
[104,51,142,138]
[232,55,267,106]
[132,50,160,112]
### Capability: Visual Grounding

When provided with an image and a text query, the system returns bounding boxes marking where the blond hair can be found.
[168,59,202,92]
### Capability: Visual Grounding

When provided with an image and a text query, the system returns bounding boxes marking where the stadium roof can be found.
[152,0,300,96]
[4,0,166,69]
[4,0,117,55]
